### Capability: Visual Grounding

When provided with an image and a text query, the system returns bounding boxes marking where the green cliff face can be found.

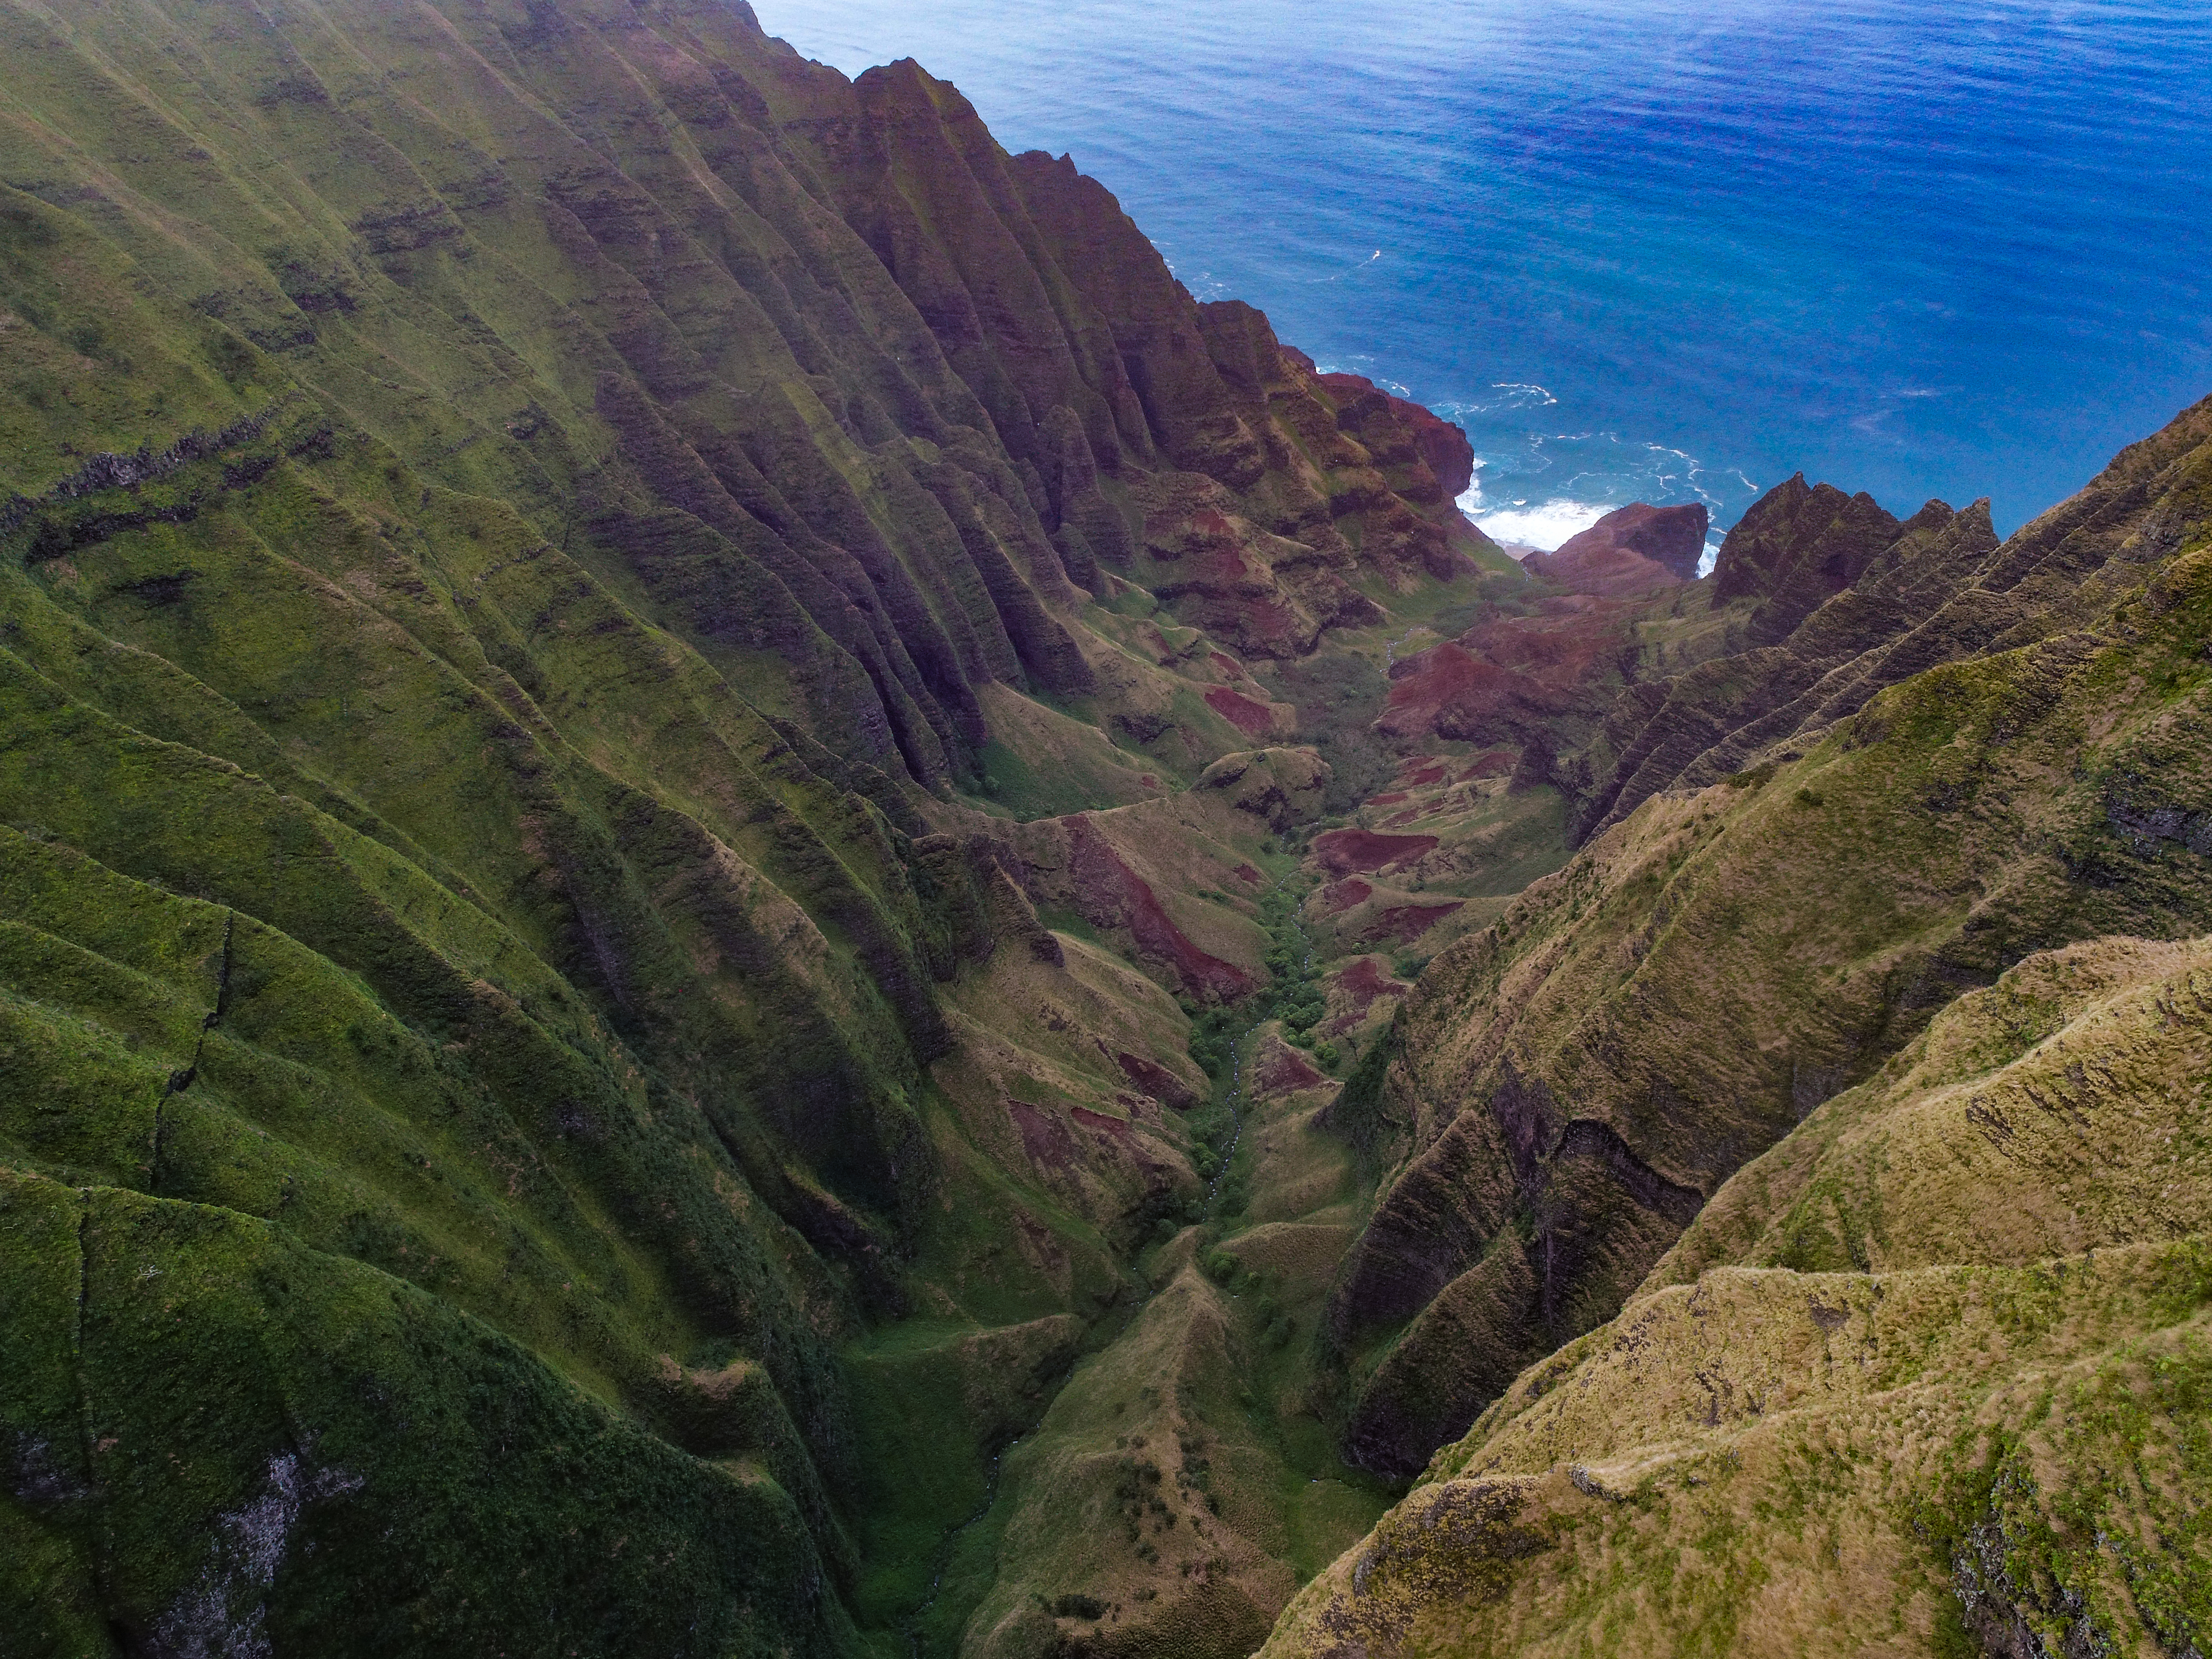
[0,1,1486,1652]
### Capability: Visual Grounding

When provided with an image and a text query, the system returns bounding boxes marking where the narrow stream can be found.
[1203,875,1313,1217]
[900,872,1316,1656]
[903,1435,1023,1659]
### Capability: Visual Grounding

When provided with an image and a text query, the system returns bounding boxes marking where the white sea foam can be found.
[1462,494,1610,553]
[1453,426,1757,559]
[1698,539,1722,579]
[1482,383,1558,412]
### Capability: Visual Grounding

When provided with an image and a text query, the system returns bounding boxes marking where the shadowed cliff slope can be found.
[0,1,1488,1652]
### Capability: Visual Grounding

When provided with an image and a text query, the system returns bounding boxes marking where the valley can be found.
[0,3,2206,1656]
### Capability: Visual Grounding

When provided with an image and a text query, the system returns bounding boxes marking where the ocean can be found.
[751,0,2212,554]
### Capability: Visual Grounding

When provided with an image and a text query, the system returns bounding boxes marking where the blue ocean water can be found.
[753,0,2212,551]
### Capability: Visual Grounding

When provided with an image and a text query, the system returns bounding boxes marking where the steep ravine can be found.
[0,0,1498,1644]
[1262,396,2212,1658]
[863,855,1402,1659]
[1,0,2207,1653]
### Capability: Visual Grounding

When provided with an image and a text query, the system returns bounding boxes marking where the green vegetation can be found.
[1253,884,1327,1038]
[1324,1026,1397,1159]
[1267,929,2212,1658]
[0,0,1511,1639]
[1272,651,1396,815]
[1,0,2209,1652]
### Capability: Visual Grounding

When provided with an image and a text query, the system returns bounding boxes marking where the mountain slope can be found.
[0,1,1492,1651]
[3,2,2208,1655]
[1320,397,2212,1482]
[1265,931,2212,1659]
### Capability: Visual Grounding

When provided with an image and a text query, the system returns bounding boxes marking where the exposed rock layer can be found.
[1328,396,2212,1479]
[1266,935,2212,1659]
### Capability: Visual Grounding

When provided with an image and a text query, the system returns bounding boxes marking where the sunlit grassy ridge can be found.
[1267,937,2212,1658]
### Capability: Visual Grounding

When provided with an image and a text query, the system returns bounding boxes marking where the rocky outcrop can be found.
[1195,746,1331,830]
[1568,494,2001,839]
[781,63,1479,666]
[3,0,1469,803]
[1566,403,2212,841]
[1712,474,1902,635]
[1526,502,1708,591]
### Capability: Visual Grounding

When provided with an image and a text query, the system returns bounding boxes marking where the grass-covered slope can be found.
[1327,397,2212,1479]
[0,0,1487,797]
[1262,934,2212,1658]
[2,1170,850,1659]
[5,0,2205,1653]
[0,2,1497,1650]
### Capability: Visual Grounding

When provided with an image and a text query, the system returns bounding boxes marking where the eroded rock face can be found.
[1525,502,1708,591]
[1369,457,2116,857]
[1327,396,2212,1481]
[795,76,1481,671]
[1711,474,1904,639]
[1196,747,1331,830]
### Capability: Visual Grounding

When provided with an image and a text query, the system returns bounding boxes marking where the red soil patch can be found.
[1321,878,1373,915]
[1407,765,1447,787]
[1204,685,1276,736]
[1463,749,1518,779]
[1524,503,1705,592]
[1524,539,1679,597]
[1337,957,1410,1010]
[1071,1106,1133,1138]
[1378,643,1515,741]
[1313,829,1438,876]
[1256,1041,1326,1095]
[1362,902,1464,945]
[1328,957,1410,1033]
[1232,863,1265,886]
[1069,1103,1178,1192]
[1065,817,1257,1001]
[1378,599,1630,744]
[1007,1100,1076,1172]
[1210,652,1246,678]
[1116,1051,1198,1110]
[1367,791,1409,806]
